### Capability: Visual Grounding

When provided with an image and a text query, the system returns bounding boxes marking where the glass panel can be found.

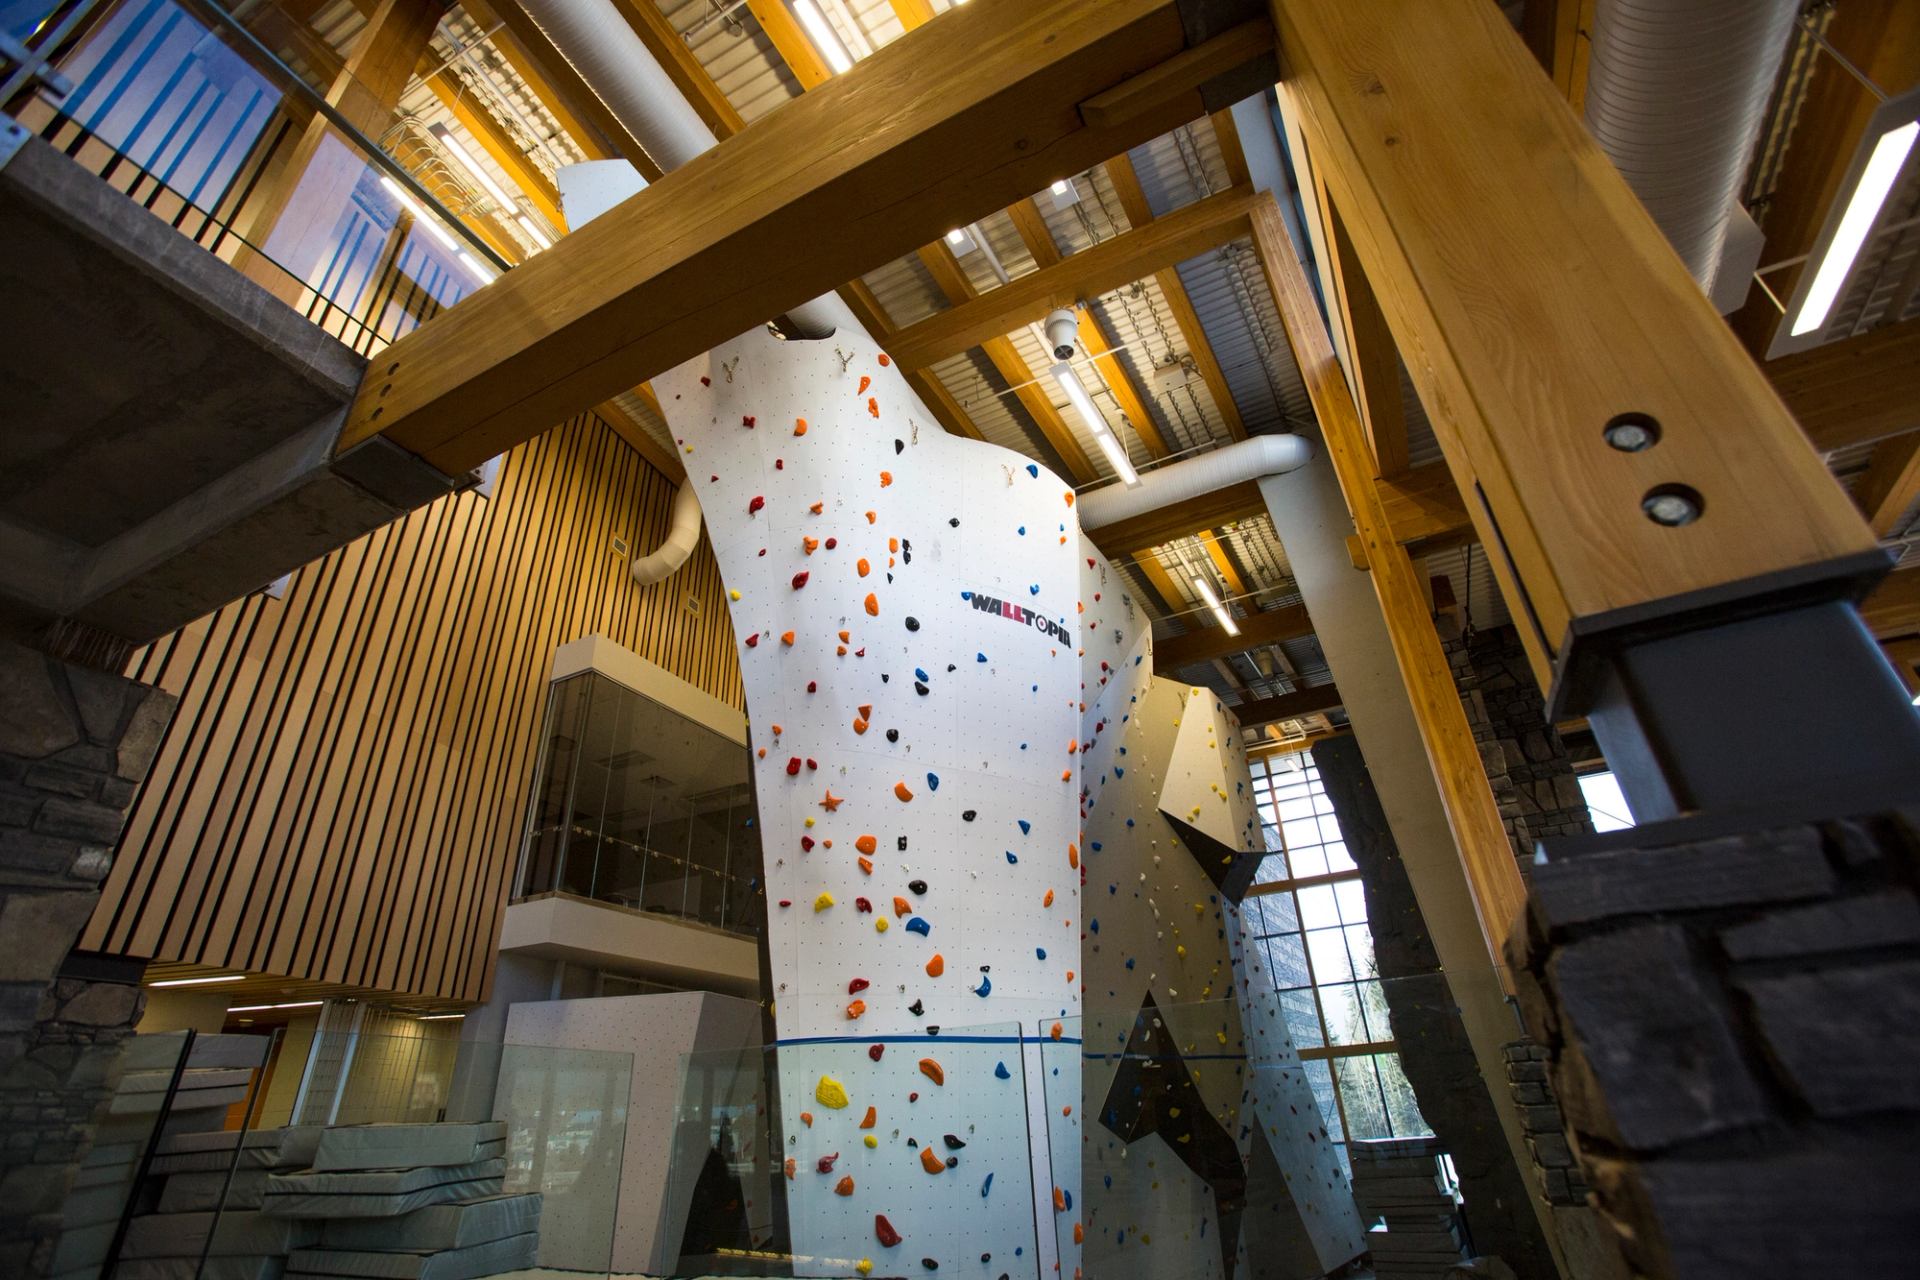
[1345,924,1377,981]
[1245,892,1299,937]
[1322,839,1356,873]
[1356,979,1393,1043]
[1280,987,1324,1048]
[1333,878,1369,924]
[1377,1052,1434,1138]
[1253,851,1289,883]
[1264,933,1311,989]
[1297,883,1340,930]
[1306,926,1355,983]
[1288,835,1330,878]
[1305,1058,1343,1141]
[1335,1054,1391,1141]
[1319,982,1369,1046]
[558,676,606,897]
[518,675,590,897]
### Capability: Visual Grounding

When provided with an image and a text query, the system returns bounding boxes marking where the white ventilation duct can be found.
[1077,434,1314,533]
[630,481,703,586]
[1582,0,1799,299]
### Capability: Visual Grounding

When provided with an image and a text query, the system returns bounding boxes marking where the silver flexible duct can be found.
[1077,434,1314,532]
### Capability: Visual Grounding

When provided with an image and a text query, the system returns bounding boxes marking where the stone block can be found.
[0,647,79,761]
[0,792,36,828]
[1510,1082,1548,1105]
[68,847,112,884]
[1735,960,1920,1118]
[21,764,96,801]
[1532,827,1833,932]
[54,981,139,1030]
[0,829,76,877]
[1718,891,1920,962]
[1528,1132,1574,1168]
[31,798,126,845]
[1549,923,1769,1151]
[63,666,133,744]
[115,689,175,782]
[1521,1104,1563,1133]
[0,890,99,984]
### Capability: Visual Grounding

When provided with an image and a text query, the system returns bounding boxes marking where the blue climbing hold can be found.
[1017,526,1026,536]
[974,975,991,997]
[1090,841,1102,852]
[981,1172,994,1198]
[1028,584,1040,595]
[915,668,928,681]
[1025,464,1039,477]
[1018,820,1031,835]
[905,916,931,936]
[926,772,940,791]
[1063,1189,1073,1210]
[1125,818,1135,827]
[1005,851,1017,864]
[1035,948,1046,960]
[1113,767,1124,778]
[1089,918,1099,933]
[994,1061,1010,1079]
[1125,958,1136,970]
[977,653,987,663]
[960,591,972,600]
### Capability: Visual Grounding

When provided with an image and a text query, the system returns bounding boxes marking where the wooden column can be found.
[1269,0,1879,705]
[1248,193,1527,955]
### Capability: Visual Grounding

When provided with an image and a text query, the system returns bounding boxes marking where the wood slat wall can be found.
[81,413,742,1003]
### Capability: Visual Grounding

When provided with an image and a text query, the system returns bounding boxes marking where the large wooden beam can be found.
[339,0,1245,474]
[1858,436,1920,537]
[1083,479,1267,558]
[1769,319,1920,454]
[886,186,1260,372]
[1154,601,1312,670]
[1863,567,1920,639]
[1273,0,1877,696]
[420,71,566,229]
[1321,188,1409,476]
[1250,189,1526,954]
[1231,682,1343,726]
[1344,461,1473,568]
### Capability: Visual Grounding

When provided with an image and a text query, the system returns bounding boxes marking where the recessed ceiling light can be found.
[148,973,246,987]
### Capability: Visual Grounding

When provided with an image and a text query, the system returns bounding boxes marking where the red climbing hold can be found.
[792,571,810,590]
[855,896,872,912]
[868,1043,885,1061]
[745,634,759,648]
[849,977,870,994]
[748,495,765,515]
[874,1215,901,1248]
[800,836,814,852]
[785,757,802,776]
[806,758,818,771]
[877,354,892,367]
[742,415,755,428]
[817,1152,839,1173]
[835,1175,855,1196]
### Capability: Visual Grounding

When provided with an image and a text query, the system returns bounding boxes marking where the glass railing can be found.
[50,1028,633,1280]
[515,670,765,940]
[6,0,508,356]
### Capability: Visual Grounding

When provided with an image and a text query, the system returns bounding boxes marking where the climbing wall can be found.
[1069,552,1366,1277]
[653,310,1083,1278]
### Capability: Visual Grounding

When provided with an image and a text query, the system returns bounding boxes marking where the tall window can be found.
[1244,749,1430,1174]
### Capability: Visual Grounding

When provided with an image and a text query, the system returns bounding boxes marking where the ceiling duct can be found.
[1582,0,1799,305]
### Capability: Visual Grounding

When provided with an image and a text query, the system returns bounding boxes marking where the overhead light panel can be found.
[148,973,246,988]
[514,214,553,251]
[1053,361,1138,487]
[418,1012,466,1021]
[379,175,458,252]
[456,251,496,285]
[792,0,853,75]
[944,226,975,255]
[1050,177,1080,209]
[228,1001,324,1012]
[429,123,514,209]
[1771,86,1920,355]
[1192,576,1240,636]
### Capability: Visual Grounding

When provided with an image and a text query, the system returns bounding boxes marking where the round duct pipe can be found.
[1077,434,1315,532]
[1583,0,1798,293]
[630,481,703,586]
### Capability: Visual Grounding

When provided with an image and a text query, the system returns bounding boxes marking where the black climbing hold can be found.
[921,1259,939,1271]
[946,664,955,672]
[950,517,960,527]
[909,879,927,895]
[961,810,976,822]
[905,616,920,631]
[881,673,890,683]
[980,1254,991,1265]
[897,836,909,851]
[908,998,924,1016]
[907,1137,919,1147]
[895,439,905,454]
[943,1135,966,1149]
[927,1025,939,1035]
[914,681,929,696]
[945,1156,958,1168]
[887,729,900,743]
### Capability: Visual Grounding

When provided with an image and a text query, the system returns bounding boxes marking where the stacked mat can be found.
[260,1122,541,1280]
[51,1034,273,1280]
[115,1126,325,1280]
[1349,1136,1468,1279]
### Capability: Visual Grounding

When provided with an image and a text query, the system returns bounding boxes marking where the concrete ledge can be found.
[498,894,758,995]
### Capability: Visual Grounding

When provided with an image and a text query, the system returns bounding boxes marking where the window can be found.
[1245,750,1432,1173]
[1577,770,1635,832]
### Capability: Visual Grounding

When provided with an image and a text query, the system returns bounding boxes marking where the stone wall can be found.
[1445,627,1594,876]
[1509,811,1920,1277]
[0,640,175,1275]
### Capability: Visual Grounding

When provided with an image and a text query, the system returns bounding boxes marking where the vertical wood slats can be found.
[81,415,742,1003]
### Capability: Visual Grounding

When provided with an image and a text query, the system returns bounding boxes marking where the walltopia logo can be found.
[966,590,1072,644]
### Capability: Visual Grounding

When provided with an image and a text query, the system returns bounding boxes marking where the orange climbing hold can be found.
[802,1113,814,1128]
[856,834,877,855]
[879,470,892,487]
[781,631,796,646]
[1063,491,1075,507]
[857,558,871,577]
[836,1175,855,1196]
[918,1058,944,1086]
[888,537,899,553]
[803,537,819,555]
[859,1105,876,1129]
[771,724,783,736]
[840,631,851,643]
[865,510,877,524]
[1073,1222,1085,1244]
[925,954,944,977]
[794,418,808,436]
[864,593,879,616]
[858,703,872,719]
[846,1000,867,1020]
[1068,843,1080,869]
[821,790,844,811]
[868,397,881,419]
[810,501,824,514]
[1050,1021,1063,1041]
[893,896,911,916]
[858,376,871,394]
[1052,1187,1065,1212]
[877,353,892,367]
[785,1158,796,1180]
[894,780,914,802]
[920,1146,944,1174]
[853,718,869,734]
[1043,889,1054,908]
[858,857,873,875]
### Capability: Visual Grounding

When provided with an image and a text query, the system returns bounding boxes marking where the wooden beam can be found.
[1106,154,1249,439]
[595,397,685,481]
[1231,683,1343,726]
[421,71,566,228]
[1083,479,1266,558]
[1211,106,1250,187]
[341,0,1209,474]
[610,0,746,138]
[887,0,938,31]
[1884,636,1920,697]
[747,0,833,91]
[1006,197,1063,269]
[1131,548,1190,617]
[1154,601,1312,670]
[1858,436,1920,536]
[887,186,1259,372]
[1078,17,1273,130]
[1863,567,1920,640]
[1770,319,1920,454]
[1200,530,1249,597]
[1274,0,1876,695]
[916,241,1100,482]
[1344,461,1474,568]
[1250,188,1526,956]
[1320,185,1409,477]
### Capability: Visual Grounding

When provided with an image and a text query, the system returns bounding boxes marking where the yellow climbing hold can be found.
[856,1260,873,1276]
[728,589,741,601]
[863,1134,878,1149]
[875,917,889,933]
[815,1075,850,1109]
[814,892,835,911]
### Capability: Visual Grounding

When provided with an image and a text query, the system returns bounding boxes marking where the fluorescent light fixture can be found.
[792,0,853,74]
[514,214,553,250]
[148,973,246,988]
[418,1012,466,1021]
[1049,177,1079,209]
[227,1001,323,1013]
[379,175,458,252]
[1790,120,1918,337]
[1052,361,1138,486]
[944,227,974,255]
[456,251,496,286]
[429,124,514,208]
[1192,576,1240,636]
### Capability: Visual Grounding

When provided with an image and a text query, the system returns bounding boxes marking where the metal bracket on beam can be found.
[0,115,30,174]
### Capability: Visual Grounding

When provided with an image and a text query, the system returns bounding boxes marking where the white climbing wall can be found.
[654,311,1083,1278]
